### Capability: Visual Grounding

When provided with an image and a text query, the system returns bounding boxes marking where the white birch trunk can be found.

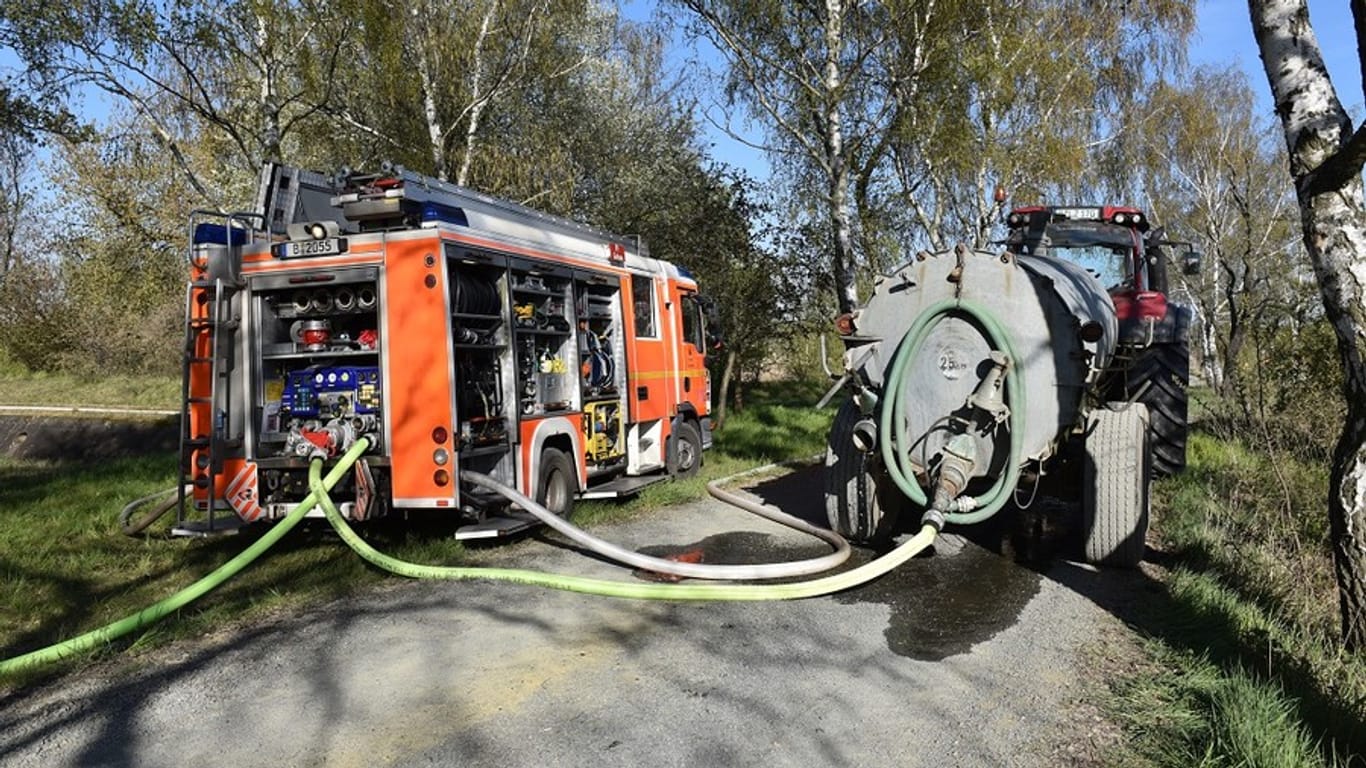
[256,11,282,164]
[1250,0,1366,649]
[824,0,858,313]
[455,1,499,188]
[412,4,447,180]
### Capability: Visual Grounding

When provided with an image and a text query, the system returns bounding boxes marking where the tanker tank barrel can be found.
[825,203,1190,569]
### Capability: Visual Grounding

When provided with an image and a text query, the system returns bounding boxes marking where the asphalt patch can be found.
[0,415,178,462]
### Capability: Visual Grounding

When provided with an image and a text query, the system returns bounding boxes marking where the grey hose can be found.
[463,463,850,580]
[119,485,190,536]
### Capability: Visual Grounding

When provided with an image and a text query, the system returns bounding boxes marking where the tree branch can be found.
[1299,122,1366,196]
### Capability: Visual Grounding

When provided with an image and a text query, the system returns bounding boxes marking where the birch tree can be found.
[1249,0,1366,650]
[885,0,1193,250]
[1137,69,1301,397]
[360,0,609,184]
[674,0,896,313]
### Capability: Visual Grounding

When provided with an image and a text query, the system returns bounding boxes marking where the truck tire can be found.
[1129,341,1189,477]
[537,447,576,520]
[1082,403,1150,568]
[825,399,898,544]
[669,420,703,478]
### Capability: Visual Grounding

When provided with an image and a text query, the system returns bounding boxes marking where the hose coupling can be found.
[948,496,979,513]
[931,433,976,512]
[921,509,946,532]
[851,418,878,453]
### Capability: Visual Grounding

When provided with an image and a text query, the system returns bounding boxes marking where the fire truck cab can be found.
[180,164,713,538]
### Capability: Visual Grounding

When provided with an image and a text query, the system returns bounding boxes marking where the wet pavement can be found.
[643,465,1047,662]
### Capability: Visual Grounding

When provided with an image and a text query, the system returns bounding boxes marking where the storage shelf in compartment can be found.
[513,327,570,337]
[520,406,576,417]
[261,348,380,360]
[510,286,562,298]
[274,307,378,321]
[453,312,504,321]
[459,443,510,457]
[454,343,506,350]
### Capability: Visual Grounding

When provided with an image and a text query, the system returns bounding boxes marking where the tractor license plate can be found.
[278,238,347,259]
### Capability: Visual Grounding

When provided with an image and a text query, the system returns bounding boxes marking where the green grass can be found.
[0,381,835,687]
[1110,429,1366,767]
[0,356,179,410]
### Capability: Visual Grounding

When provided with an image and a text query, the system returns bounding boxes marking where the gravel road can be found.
[0,466,1137,767]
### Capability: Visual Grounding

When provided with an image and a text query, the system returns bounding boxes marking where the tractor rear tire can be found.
[825,399,899,544]
[537,447,577,520]
[1129,342,1189,477]
[1082,403,1150,568]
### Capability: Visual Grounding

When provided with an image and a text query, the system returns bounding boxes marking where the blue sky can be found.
[1193,0,1362,114]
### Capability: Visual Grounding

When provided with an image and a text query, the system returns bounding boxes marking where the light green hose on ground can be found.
[312,462,938,601]
[877,298,1026,526]
[0,439,372,676]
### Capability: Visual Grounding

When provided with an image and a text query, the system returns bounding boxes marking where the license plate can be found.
[1053,207,1101,222]
[278,238,347,259]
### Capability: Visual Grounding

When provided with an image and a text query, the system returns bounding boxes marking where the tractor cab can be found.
[1005,205,1149,290]
[1004,205,1179,339]
[1002,203,1198,477]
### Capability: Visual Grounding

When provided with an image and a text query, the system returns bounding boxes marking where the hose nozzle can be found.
[966,351,1012,425]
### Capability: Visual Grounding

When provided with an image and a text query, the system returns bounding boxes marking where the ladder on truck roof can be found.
[256,162,647,267]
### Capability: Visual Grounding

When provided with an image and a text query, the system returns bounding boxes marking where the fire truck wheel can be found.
[1082,403,1150,568]
[670,421,703,478]
[537,447,577,520]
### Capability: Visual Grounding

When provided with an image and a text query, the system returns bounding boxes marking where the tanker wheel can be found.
[1128,342,1189,477]
[1082,403,1150,568]
[825,399,899,544]
[536,447,577,520]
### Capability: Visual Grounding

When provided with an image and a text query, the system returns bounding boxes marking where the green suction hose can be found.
[312,462,939,601]
[0,439,372,676]
[877,298,1026,525]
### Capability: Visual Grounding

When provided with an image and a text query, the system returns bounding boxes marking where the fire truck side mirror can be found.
[1182,250,1203,276]
[698,294,723,351]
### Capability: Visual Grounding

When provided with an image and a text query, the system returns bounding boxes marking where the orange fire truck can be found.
[179,163,713,538]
